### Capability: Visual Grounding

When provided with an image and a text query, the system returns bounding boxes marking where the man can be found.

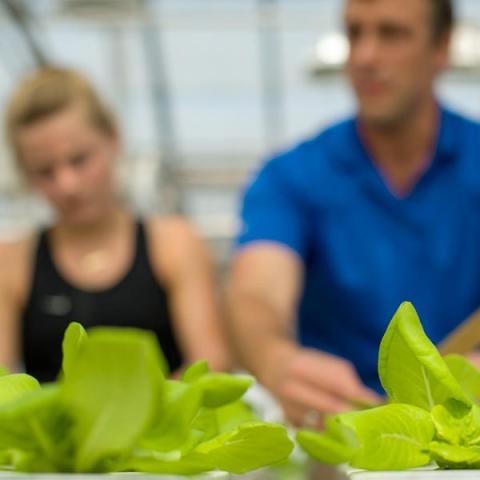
[228,0,480,427]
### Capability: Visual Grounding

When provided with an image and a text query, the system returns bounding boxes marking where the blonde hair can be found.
[6,66,117,161]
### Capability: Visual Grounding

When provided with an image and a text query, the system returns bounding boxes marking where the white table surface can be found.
[348,469,480,479]
[0,474,228,480]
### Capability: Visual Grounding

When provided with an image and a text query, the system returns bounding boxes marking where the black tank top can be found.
[21,221,183,382]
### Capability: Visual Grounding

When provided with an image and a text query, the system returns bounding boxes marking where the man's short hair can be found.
[430,0,454,42]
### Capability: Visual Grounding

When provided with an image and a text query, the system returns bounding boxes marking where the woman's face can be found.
[16,103,120,227]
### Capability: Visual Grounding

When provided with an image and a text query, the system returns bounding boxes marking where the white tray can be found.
[348,469,480,479]
[0,474,228,479]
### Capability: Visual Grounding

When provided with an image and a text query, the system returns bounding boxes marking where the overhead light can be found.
[314,31,348,71]
[450,23,480,71]
[309,23,480,77]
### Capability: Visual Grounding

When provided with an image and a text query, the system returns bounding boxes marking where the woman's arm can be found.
[147,217,232,373]
[0,239,31,372]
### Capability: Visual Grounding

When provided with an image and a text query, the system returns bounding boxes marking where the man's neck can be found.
[358,98,440,197]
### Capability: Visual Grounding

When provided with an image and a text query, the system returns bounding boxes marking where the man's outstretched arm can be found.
[227,243,380,426]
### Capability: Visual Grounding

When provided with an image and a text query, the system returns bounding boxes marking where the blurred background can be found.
[1,0,480,269]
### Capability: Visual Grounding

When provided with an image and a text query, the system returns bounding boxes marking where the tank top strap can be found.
[32,227,60,285]
[35,228,50,261]
[127,219,158,284]
[134,219,149,263]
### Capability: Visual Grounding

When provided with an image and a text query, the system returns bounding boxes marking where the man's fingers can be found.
[282,403,307,428]
[293,351,381,404]
[466,352,480,369]
[280,377,350,415]
[282,402,325,429]
[351,386,383,405]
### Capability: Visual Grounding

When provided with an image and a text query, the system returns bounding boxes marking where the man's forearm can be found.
[227,292,298,387]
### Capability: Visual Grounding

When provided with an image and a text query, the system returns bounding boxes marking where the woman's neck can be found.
[53,204,132,247]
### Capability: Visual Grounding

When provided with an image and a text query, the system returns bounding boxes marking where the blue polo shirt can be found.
[236,106,480,392]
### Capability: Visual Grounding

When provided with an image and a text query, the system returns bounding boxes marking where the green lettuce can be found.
[0,322,293,474]
[297,301,480,471]
[378,302,470,410]
[445,354,480,402]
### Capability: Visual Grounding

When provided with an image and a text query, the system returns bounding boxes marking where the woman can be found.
[0,67,231,382]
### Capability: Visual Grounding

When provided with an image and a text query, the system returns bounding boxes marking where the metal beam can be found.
[141,0,182,214]
[1,0,49,67]
[257,0,285,150]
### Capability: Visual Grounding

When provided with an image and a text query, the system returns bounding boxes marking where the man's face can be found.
[344,0,450,127]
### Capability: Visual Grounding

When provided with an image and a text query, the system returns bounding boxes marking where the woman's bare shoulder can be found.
[0,231,37,296]
[144,216,208,279]
[146,215,198,238]
[0,232,36,262]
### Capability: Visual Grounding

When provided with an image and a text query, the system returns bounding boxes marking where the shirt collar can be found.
[431,105,458,165]
[336,104,458,175]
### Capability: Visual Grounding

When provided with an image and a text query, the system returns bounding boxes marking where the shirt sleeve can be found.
[235,160,310,261]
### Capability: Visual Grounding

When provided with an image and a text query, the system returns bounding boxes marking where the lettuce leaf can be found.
[378,302,470,410]
[0,324,293,474]
[444,354,480,402]
[299,301,480,471]
[61,322,87,380]
[347,404,434,470]
[61,328,165,472]
[429,442,480,469]
[131,423,294,475]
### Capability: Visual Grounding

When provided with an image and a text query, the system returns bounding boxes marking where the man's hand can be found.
[260,344,381,428]
[467,351,480,369]
[228,245,381,427]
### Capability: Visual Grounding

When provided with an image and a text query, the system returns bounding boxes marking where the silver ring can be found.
[303,409,321,428]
